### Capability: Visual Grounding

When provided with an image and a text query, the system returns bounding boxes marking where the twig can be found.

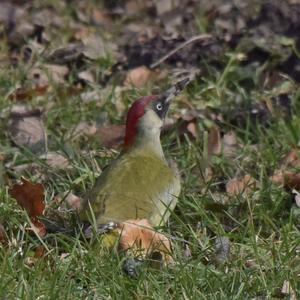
[150,34,213,69]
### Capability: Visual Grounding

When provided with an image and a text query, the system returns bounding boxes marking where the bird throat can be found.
[133,127,165,160]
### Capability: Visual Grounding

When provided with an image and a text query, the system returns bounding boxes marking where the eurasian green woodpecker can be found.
[79,79,189,243]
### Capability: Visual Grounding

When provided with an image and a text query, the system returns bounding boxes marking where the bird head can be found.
[124,78,190,149]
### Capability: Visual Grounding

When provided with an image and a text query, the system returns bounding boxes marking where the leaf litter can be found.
[0,0,300,283]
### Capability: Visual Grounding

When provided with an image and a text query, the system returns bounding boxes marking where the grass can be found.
[1,2,300,299]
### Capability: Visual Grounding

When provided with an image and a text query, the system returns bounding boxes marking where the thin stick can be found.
[150,34,213,69]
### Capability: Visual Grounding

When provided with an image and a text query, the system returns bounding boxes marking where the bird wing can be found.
[80,153,180,226]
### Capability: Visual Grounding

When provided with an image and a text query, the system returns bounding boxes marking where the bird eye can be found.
[156,103,163,110]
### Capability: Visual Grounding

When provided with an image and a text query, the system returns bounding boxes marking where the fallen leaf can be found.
[284,172,300,189]
[186,122,197,138]
[124,66,155,88]
[47,43,84,64]
[208,126,221,157]
[271,170,300,189]
[97,125,125,149]
[82,34,117,60]
[226,175,257,195]
[280,149,300,169]
[72,122,98,138]
[34,245,45,258]
[9,178,46,237]
[223,131,238,158]
[155,0,173,15]
[8,105,46,153]
[270,169,285,186]
[78,70,95,83]
[39,152,70,169]
[117,219,172,263]
[281,280,297,299]
[65,193,82,211]
[92,8,113,26]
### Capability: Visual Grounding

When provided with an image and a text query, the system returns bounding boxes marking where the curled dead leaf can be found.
[124,66,155,88]
[65,193,82,211]
[9,178,46,237]
[223,131,238,158]
[280,149,300,169]
[8,105,46,153]
[117,219,172,263]
[72,122,98,138]
[39,152,70,169]
[271,170,300,189]
[226,175,257,195]
[82,34,117,60]
[186,122,197,138]
[34,245,45,258]
[97,125,125,149]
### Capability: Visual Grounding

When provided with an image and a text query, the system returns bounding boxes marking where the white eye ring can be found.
[156,103,163,110]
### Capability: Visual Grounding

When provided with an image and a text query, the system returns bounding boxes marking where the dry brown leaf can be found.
[226,175,257,195]
[34,245,45,258]
[208,126,221,157]
[97,125,125,149]
[271,170,300,189]
[65,193,82,211]
[44,64,69,83]
[8,105,46,153]
[78,70,95,83]
[72,122,98,138]
[124,66,154,88]
[9,178,46,237]
[280,149,300,169]
[48,43,84,64]
[83,34,117,60]
[186,122,197,138]
[92,9,113,26]
[125,0,147,15]
[117,219,172,263]
[39,152,70,169]
[155,0,173,15]
[284,172,300,189]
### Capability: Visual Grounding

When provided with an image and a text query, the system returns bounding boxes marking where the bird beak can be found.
[163,77,191,104]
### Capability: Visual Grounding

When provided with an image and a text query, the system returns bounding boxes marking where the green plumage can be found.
[80,148,180,227]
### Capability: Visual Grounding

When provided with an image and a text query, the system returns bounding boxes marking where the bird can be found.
[79,78,190,250]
